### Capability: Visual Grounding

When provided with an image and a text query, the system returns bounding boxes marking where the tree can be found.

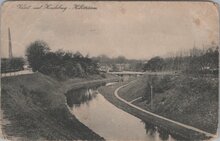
[26,40,50,72]
[1,57,24,72]
[135,62,144,71]
[144,57,164,72]
[10,57,25,70]
[115,56,127,64]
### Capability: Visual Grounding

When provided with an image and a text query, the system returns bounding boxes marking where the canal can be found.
[65,83,184,141]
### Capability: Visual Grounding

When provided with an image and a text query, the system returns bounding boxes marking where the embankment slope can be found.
[99,77,217,140]
[1,73,104,140]
[119,74,218,134]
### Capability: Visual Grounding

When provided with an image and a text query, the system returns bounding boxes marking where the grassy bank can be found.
[118,74,218,134]
[1,73,116,140]
[98,77,215,140]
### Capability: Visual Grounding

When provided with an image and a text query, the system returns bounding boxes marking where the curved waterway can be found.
[65,84,183,141]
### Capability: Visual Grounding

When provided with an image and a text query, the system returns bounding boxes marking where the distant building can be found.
[98,64,112,72]
[115,63,130,72]
[98,63,131,72]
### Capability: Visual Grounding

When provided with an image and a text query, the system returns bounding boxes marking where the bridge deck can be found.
[108,71,177,75]
[108,71,145,75]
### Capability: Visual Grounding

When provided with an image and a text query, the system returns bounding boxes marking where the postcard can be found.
[0,1,219,141]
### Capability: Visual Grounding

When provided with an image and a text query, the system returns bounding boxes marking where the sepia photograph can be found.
[0,1,219,141]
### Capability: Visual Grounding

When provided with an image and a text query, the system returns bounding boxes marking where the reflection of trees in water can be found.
[144,121,169,140]
[143,120,188,141]
[144,121,157,136]
[157,128,169,140]
[65,88,97,107]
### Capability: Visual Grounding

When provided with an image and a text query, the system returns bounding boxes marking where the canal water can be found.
[65,85,183,141]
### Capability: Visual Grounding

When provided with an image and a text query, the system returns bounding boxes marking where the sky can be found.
[0,1,219,59]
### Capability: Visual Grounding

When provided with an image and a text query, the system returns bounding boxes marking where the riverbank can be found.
[98,79,215,140]
[118,74,218,135]
[1,73,118,140]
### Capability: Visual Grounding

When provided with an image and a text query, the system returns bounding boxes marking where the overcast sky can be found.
[1,1,219,59]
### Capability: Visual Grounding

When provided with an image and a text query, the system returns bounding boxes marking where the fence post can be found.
[150,85,153,110]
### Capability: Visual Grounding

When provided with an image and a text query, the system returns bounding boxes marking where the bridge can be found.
[107,71,145,81]
[107,71,177,76]
[108,71,145,76]
[107,71,179,81]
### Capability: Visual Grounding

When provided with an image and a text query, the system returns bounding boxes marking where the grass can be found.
[1,73,113,140]
[98,81,210,140]
[118,74,218,134]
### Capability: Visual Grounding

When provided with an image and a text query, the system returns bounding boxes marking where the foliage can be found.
[25,40,99,80]
[143,57,164,72]
[1,57,25,73]
[26,40,50,72]
[92,55,145,71]
[143,46,219,75]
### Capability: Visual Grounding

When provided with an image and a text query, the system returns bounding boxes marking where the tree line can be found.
[26,40,99,80]
[143,46,219,75]
[92,55,145,72]
[1,57,25,73]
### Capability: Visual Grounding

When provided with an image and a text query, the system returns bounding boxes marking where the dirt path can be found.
[129,96,142,103]
[114,80,216,138]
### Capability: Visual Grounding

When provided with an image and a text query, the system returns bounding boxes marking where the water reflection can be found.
[158,128,169,140]
[144,121,169,140]
[65,88,98,107]
[143,120,187,141]
[65,86,186,140]
[144,121,157,136]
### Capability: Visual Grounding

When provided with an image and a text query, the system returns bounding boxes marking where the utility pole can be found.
[8,28,13,59]
[150,84,153,110]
